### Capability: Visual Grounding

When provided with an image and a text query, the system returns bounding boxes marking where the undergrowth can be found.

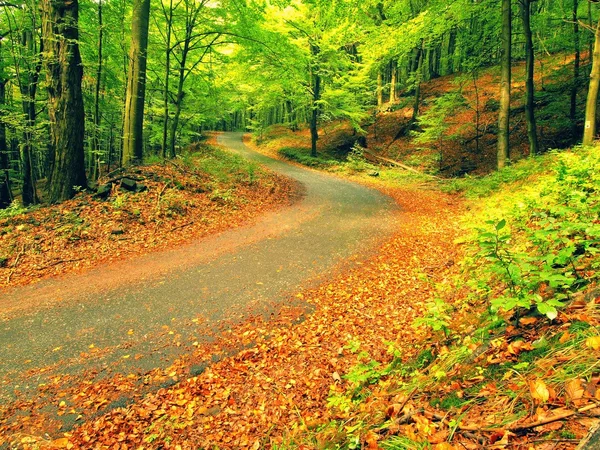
[284,144,600,449]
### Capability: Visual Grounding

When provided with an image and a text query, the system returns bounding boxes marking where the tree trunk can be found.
[122,0,151,165]
[389,60,397,105]
[92,0,104,181]
[497,0,512,169]
[377,71,383,109]
[571,0,580,138]
[41,0,88,203]
[520,0,538,157]
[0,79,12,208]
[309,43,321,157]
[18,30,43,206]
[162,0,173,159]
[583,17,600,146]
[169,36,190,159]
[411,40,424,124]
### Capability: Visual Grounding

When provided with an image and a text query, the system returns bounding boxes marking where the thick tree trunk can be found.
[571,0,580,137]
[497,0,512,169]
[309,43,321,157]
[0,80,12,208]
[520,0,538,157]
[583,18,600,146]
[122,0,151,165]
[41,0,88,203]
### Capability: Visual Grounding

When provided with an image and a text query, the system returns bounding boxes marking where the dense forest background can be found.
[0,0,598,207]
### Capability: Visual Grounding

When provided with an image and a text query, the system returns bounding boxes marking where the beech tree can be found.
[41,0,88,203]
[123,0,151,165]
[584,12,600,146]
[497,0,511,169]
[520,0,538,157]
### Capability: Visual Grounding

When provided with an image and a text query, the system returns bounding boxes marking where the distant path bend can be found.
[0,132,398,433]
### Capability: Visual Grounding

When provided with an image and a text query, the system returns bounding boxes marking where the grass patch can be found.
[278,147,339,168]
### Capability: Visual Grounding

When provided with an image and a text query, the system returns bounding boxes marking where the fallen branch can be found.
[362,149,441,180]
[105,175,146,184]
[36,258,84,271]
[155,181,172,213]
[510,403,598,432]
[446,403,599,433]
[6,243,25,284]
[170,221,194,232]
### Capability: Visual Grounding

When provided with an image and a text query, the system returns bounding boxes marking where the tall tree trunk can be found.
[583,17,600,146]
[0,79,12,208]
[497,0,512,169]
[92,0,104,181]
[162,0,173,159]
[571,0,580,137]
[309,43,321,157]
[520,0,538,157]
[411,40,424,124]
[20,30,41,206]
[41,0,88,203]
[122,0,151,165]
[389,60,397,104]
[169,37,190,159]
[377,71,383,109]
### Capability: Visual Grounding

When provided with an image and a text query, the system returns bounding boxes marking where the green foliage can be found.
[344,144,376,173]
[413,92,467,148]
[279,147,338,167]
[0,200,30,219]
[380,436,429,450]
[413,297,452,336]
[467,146,600,319]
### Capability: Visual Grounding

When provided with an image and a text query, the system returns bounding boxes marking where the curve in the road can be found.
[0,132,398,435]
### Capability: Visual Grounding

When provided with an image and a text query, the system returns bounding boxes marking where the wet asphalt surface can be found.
[0,132,398,436]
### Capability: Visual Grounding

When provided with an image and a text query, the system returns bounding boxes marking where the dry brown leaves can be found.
[31,187,459,449]
[0,156,295,289]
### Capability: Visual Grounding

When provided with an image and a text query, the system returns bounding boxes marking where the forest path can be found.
[0,132,398,438]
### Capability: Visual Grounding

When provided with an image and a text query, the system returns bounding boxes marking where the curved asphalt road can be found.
[0,132,397,436]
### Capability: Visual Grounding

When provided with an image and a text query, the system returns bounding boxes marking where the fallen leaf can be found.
[529,379,550,404]
[585,336,600,350]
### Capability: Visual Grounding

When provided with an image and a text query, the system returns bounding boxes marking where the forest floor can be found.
[0,136,295,289]
[9,143,462,449]
[3,129,599,450]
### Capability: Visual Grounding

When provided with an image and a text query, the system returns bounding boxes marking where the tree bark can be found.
[571,0,580,137]
[377,71,383,109]
[91,0,104,181]
[18,30,40,206]
[309,43,321,157]
[389,60,397,104]
[122,0,151,165]
[411,40,424,124]
[41,0,88,203]
[0,79,12,209]
[497,0,512,169]
[169,34,190,159]
[583,17,600,146]
[162,0,173,159]
[520,0,538,157]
